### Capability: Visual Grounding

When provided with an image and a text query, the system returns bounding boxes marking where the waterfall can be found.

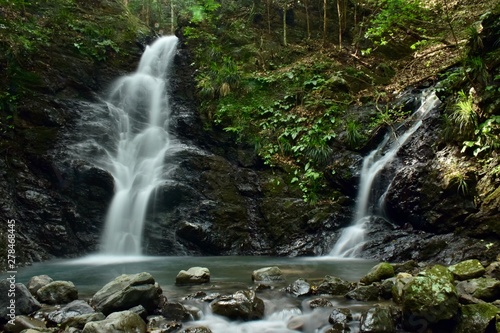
[329,90,440,258]
[100,36,178,255]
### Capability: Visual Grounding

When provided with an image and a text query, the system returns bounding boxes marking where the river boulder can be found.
[448,259,485,281]
[316,275,352,295]
[286,278,312,297]
[210,290,265,320]
[251,266,284,282]
[401,265,458,330]
[27,275,53,295]
[328,308,353,331]
[82,310,146,333]
[345,285,380,301]
[360,306,396,333]
[47,300,95,324]
[36,281,78,305]
[360,262,395,284]
[90,272,162,315]
[3,315,47,333]
[176,267,210,285]
[456,277,500,301]
[0,281,41,323]
[454,303,499,333]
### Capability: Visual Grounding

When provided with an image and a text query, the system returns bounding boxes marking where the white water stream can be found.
[329,90,440,258]
[100,36,178,255]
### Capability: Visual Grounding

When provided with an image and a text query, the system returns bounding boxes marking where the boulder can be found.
[146,315,182,332]
[3,315,46,333]
[161,302,191,321]
[179,327,213,333]
[380,278,395,299]
[485,261,500,280]
[48,300,95,324]
[345,285,379,301]
[0,281,41,323]
[401,265,458,330]
[210,290,265,320]
[316,275,351,295]
[175,267,210,285]
[456,277,500,301]
[36,281,78,305]
[90,272,162,315]
[251,266,284,282]
[454,303,499,333]
[27,275,53,296]
[360,262,395,284]
[328,308,352,332]
[60,313,106,330]
[391,273,413,304]
[360,306,396,333]
[307,298,333,309]
[448,259,485,281]
[82,310,146,333]
[286,279,311,297]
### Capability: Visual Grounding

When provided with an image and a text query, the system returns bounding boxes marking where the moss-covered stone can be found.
[448,259,485,281]
[402,266,458,330]
[360,262,395,284]
[456,277,500,301]
[454,303,499,333]
[316,275,352,295]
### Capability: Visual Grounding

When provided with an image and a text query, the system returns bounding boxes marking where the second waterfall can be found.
[100,36,178,255]
[330,89,441,258]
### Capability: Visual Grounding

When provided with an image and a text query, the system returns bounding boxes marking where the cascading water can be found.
[329,90,441,258]
[100,36,178,255]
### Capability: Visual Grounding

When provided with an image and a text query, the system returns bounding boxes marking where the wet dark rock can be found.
[128,305,148,321]
[90,272,162,315]
[179,327,213,333]
[47,300,95,324]
[286,279,312,297]
[36,281,78,305]
[60,312,106,330]
[316,276,352,295]
[146,315,183,332]
[3,315,47,333]
[210,290,265,321]
[161,302,191,321]
[307,298,334,309]
[360,306,396,333]
[345,285,380,301]
[328,308,353,331]
[380,278,396,299]
[0,281,41,323]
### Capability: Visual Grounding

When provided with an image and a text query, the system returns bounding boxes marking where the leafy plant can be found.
[451,90,477,137]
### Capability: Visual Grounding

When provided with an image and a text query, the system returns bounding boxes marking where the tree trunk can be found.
[267,0,271,34]
[171,0,175,34]
[283,5,287,46]
[323,0,327,46]
[337,0,342,48]
[305,0,311,39]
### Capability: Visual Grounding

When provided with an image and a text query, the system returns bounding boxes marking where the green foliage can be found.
[346,118,365,149]
[363,0,431,50]
[452,90,477,136]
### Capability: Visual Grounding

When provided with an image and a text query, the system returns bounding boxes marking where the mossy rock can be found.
[454,303,499,333]
[402,269,458,329]
[456,277,500,301]
[448,259,485,281]
[360,262,395,284]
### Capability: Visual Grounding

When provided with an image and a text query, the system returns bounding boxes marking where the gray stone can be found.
[82,310,146,333]
[27,275,53,296]
[210,290,265,320]
[391,273,412,304]
[161,302,191,321]
[345,285,379,301]
[286,279,311,297]
[307,297,333,309]
[0,280,41,323]
[328,308,352,332]
[360,306,395,333]
[179,326,212,333]
[36,281,78,305]
[48,300,94,324]
[251,266,284,282]
[90,272,162,315]
[175,267,210,285]
[3,315,46,333]
[456,277,500,301]
[455,303,499,333]
[60,312,106,330]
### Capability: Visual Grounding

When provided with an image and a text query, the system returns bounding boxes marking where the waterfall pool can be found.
[4,256,385,332]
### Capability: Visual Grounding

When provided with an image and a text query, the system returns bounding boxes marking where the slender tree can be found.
[304,0,311,39]
[323,0,327,45]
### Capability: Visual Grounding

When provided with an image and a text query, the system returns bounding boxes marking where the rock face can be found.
[90,272,162,315]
